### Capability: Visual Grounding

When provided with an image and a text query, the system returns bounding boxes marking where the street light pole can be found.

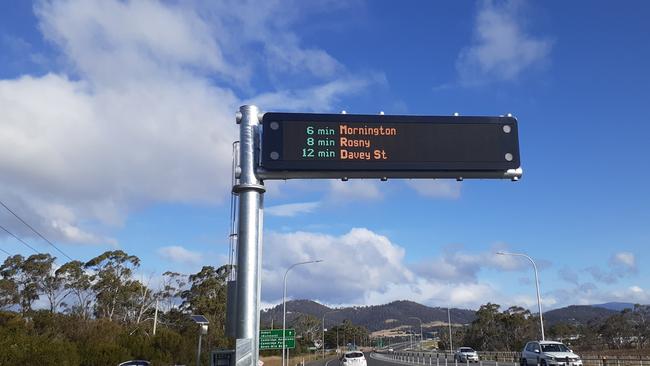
[447,307,453,352]
[409,317,423,350]
[497,251,545,340]
[283,260,323,366]
[323,310,339,359]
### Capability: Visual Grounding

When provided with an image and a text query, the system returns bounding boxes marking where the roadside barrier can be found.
[379,350,650,366]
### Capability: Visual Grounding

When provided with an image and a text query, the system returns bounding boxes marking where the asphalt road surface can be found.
[368,352,517,366]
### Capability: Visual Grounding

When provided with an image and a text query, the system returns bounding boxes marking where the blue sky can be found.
[1,0,649,311]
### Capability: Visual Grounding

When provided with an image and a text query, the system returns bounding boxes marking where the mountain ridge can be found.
[260,299,637,332]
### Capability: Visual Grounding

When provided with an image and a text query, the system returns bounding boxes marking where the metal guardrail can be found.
[375,350,650,366]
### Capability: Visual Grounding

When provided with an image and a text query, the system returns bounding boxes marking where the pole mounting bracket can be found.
[232,183,266,194]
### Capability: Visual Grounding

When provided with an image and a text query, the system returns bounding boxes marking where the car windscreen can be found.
[541,344,569,352]
[346,352,364,358]
[460,348,474,352]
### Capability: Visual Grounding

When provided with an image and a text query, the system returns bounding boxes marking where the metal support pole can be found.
[496,252,545,340]
[234,105,265,366]
[323,311,338,359]
[197,332,203,366]
[447,307,453,351]
[153,300,158,336]
[283,260,322,366]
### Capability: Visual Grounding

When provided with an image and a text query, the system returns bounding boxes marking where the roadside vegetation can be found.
[1,251,648,365]
[436,303,650,354]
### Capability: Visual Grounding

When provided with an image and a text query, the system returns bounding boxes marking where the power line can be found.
[0,224,40,255]
[0,199,74,261]
[0,246,11,256]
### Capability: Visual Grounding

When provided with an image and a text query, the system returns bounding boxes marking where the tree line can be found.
[0,250,233,365]
[437,303,650,353]
[2,251,648,365]
[0,250,371,365]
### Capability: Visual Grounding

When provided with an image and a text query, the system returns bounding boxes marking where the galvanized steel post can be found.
[234,105,265,366]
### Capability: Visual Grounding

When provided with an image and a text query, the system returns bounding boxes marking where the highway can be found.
[305,351,517,366]
[369,352,517,366]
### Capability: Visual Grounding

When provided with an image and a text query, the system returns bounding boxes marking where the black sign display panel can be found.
[261,112,520,172]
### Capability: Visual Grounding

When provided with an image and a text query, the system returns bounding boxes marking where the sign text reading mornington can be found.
[259,112,522,180]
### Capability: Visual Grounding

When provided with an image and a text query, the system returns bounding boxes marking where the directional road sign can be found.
[259,112,521,180]
[259,329,295,350]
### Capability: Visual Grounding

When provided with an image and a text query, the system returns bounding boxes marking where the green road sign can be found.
[260,329,295,350]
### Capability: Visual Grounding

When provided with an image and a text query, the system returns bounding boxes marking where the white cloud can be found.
[259,228,527,309]
[0,0,378,246]
[414,243,527,283]
[611,251,636,271]
[262,228,414,305]
[266,201,320,217]
[362,279,496,309]
[550,283,650,308]
[456,0,552,85]
[264,36,343,79]
[586,251,638,284]
[247,76,383,112]
[328,180,383,201]
[407,180,462,199]
[157,245,202,265]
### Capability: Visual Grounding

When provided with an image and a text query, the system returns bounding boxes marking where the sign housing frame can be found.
[259,112,522,181]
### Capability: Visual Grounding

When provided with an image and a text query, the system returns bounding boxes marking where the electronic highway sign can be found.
[259,112,521,180]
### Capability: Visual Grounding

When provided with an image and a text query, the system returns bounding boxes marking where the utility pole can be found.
[409,317,423,350]
[322,311,339,359]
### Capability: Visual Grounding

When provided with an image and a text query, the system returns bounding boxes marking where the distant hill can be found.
[260,300,632,332]
[544,305,618,326]
[591,302,635,312]
[260,299,476,332]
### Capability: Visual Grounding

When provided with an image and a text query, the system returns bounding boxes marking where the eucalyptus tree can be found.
[84,250,140,321]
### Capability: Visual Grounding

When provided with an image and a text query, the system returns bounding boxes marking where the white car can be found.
[340,351,367,366]
[521,341,583,366]
[455,347,479,362]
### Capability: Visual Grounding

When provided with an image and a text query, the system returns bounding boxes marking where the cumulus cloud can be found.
[247,76,382,112]
[157,245,202,265]
[586,251,638,284]
[259,228,526,309]
[456,0,552,85]
[0,0,378,247]
[550,282,649,307]
[266,201,321,217]
[363,279,496,309]
[407,180,462,199]
[414,244,527,283]
[262,228,413,304]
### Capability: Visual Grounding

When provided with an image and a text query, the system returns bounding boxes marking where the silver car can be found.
[455,347,479,363]
[521,341,583,366]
